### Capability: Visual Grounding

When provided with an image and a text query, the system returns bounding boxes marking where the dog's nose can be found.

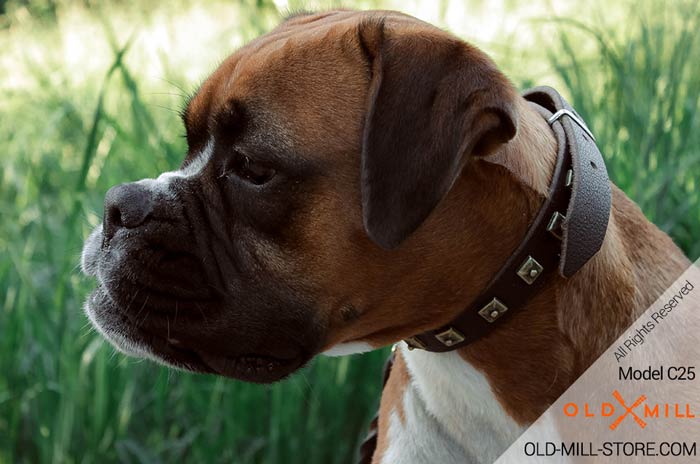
[103,182,154,239]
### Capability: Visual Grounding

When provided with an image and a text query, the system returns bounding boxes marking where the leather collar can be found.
[404,86,612,353]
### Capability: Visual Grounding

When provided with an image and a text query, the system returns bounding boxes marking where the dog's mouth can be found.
[147,334,305,383]
[85,287,306,383]
[196,350,304,383]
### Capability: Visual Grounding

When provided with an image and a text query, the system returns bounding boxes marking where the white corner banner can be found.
[496,261,700,463]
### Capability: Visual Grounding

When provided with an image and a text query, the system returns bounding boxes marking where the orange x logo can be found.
[610,390,647,430]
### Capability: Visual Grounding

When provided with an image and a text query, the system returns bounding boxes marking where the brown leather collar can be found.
[404,86,612,352]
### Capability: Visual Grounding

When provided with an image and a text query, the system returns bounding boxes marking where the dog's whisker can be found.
[135,295,150,329]
[195,303,209,325]
[79,326,96,340]
[147,103,181,116]
[156,76,189,97]
[147,91,188,98]
[126,289,140,312]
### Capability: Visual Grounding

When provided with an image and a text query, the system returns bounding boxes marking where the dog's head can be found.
[81,10,519,382]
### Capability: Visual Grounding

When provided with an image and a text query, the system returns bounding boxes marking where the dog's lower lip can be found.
[137,329,300,382]
[196,351,301,382]
[134,326,298,381]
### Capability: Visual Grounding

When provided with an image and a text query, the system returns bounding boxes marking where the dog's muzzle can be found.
[81,170,313,384]
[82,180,214,364]
[88,181,212,310]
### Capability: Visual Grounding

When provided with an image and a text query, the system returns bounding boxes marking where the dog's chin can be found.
[84,287,308,384]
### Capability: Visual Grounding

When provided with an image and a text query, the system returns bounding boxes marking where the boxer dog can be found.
[81,10,690,463]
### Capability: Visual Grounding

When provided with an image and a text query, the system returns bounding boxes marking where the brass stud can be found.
[478,298,508,323]
[435,327,466,347]
[517,256,544,285]
[546,212,566,240]
[565,169,574,187]
[404,336,426,351]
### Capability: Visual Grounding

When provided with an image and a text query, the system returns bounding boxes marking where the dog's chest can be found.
[380,346,524,464]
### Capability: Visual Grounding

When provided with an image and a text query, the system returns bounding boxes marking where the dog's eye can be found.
[225,151,276,185]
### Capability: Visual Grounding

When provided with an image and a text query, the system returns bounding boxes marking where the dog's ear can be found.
[358,18,519,249]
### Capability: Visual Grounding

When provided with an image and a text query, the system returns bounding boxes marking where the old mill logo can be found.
[563,390,696,430]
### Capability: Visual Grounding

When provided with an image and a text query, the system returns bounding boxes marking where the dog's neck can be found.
[369,94,690,464]
[455,97,685,423]
[395,94,689,444]
[453,97,585,424]
[384,100,571,462]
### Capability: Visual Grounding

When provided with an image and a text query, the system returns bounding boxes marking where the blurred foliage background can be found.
[1,0,698,463]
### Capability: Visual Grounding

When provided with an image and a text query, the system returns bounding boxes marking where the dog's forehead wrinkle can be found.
[223,12,369,89]
[210,98,245,133]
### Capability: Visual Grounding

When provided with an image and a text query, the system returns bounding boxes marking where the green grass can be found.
[544,2,700,257]
[1,1,698,463]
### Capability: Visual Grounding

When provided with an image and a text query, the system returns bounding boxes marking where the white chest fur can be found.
[381,344,524,464]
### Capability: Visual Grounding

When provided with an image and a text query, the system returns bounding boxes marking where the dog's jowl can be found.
[81,10,690,464]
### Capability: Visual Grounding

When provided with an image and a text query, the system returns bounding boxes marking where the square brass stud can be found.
[565,169,574,187]
[478,298,508,323]
[517,256,544,285]
[435,327,466,347]
[546,212,566,240]
[404,336,426,351]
